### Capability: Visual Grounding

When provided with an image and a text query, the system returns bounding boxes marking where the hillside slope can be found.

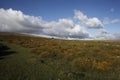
[0,32,120,80]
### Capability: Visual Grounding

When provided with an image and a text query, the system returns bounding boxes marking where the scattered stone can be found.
[116,56,120,58]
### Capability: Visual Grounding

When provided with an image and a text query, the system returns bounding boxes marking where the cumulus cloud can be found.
[100,29,108,34]
[113,33,120,40]
[94,29,120,40]
[74,10,103,28]
[42,19,89,38]
[0,8,120,40]
[0,8,90,39]
[0,8,45,33]
[95,33,120,40]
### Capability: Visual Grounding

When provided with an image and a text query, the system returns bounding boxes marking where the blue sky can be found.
[0,0,120,40]
[1,0,120,20]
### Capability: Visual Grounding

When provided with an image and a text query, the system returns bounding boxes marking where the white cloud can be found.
[113,33,120,40]
[0,8,120,40]
[0,8,44,33]
[74,10,103,28]
[100,29,108,34]
[94,29,120,40]
[0,8,90,39]
[103,17,120,25]
[42,19,89,38]
[111,19,120,24]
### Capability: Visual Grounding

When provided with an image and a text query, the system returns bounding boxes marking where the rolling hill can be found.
[0,32,120,80]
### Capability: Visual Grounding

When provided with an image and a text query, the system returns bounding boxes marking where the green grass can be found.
[0,32,120,80]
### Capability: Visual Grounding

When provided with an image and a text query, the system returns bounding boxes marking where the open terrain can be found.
[0,32,120,80]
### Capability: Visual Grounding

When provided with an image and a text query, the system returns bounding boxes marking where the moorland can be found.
[0,32,120,80]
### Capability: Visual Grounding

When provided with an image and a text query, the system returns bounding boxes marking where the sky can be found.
[0,0,120,40]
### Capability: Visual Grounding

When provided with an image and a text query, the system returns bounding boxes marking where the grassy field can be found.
[0,32,120,80]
